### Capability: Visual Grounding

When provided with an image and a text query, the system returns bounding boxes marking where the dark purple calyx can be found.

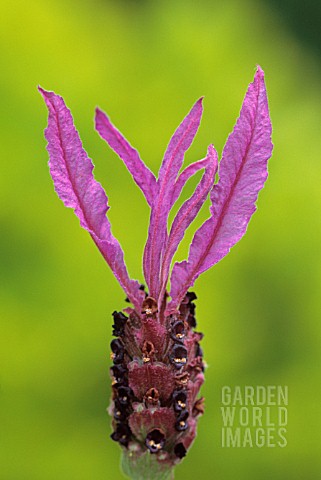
[170,320,186,342]
[110,338,125,364]
[110,422,132,447]
[169,344,188,369]
[113,398,130,422]
[115,385,133,406]
[172,389,188,412]
[112,311,128,336]
[174,443,187,459]
[110,364,128,384]
[185,292,197,302]
[145,429,166,454]
[175,410,189,432]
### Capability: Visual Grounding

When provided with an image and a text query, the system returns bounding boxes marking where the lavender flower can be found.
[39,66,272,479]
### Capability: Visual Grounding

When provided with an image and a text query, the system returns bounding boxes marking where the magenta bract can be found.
[39,66,273,470]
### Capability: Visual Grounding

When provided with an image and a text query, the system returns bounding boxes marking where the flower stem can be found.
[121,450,174,480]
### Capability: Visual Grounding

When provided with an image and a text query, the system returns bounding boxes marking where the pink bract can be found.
[39,67,272,312]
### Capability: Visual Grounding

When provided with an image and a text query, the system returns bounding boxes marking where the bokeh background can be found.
[1,0,321,479]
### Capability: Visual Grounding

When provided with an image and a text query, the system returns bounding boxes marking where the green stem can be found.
[121,450,174,480]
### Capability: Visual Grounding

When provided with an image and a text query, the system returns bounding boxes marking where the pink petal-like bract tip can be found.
[38,87,143,311]
[143,97,204,300]
[95,107,158,207]
[168,66,272,310]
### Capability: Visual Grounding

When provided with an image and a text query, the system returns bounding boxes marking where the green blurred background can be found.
[1,0,320,478]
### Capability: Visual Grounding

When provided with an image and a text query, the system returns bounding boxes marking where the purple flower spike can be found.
[39,66,272,479]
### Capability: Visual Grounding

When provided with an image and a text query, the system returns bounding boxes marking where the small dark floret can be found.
[112,311,128,336]
[116,385,133,406]
[113,398,129,421]
[175,410,189,431]
[110,339,125,364]
[186,292,197,302]
[145,429,166,454]
[110,422,132,446]
[170,344,188,369]
[170,320,186,342]
[174,442,187,459]
[172,389,188,412]
[110,364,128,383]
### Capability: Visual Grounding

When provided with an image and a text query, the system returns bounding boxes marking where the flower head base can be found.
[39,66,272,476]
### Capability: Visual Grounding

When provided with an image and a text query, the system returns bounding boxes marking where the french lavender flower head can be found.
[39,66,272,480]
